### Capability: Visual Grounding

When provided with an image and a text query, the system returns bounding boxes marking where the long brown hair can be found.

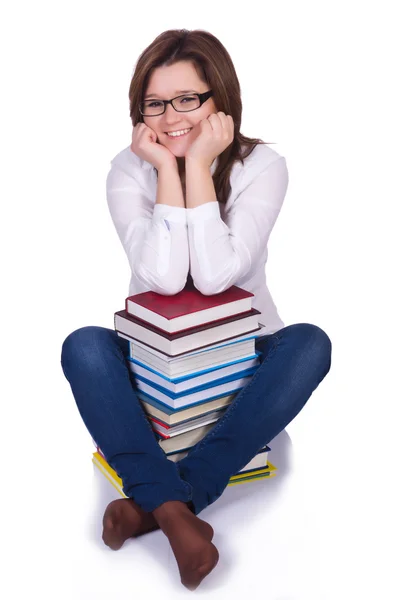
[129,29,274,205]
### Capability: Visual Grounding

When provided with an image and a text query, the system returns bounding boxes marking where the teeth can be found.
[166,128,191,137]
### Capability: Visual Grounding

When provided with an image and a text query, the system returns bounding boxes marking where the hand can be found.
[185,112,234,168]
[130,123,177,171]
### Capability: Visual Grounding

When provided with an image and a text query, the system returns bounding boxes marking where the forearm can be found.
[185,157,217,209]
[146,162,189,293]
[156,163,185,208]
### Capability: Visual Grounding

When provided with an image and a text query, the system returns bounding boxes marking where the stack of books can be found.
[92,279,277,497]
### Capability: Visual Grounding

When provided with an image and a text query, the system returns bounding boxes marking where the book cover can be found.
[125,285,254,333]
[115,308,261,339]
[127,328,264,360]
[115,310,261,357]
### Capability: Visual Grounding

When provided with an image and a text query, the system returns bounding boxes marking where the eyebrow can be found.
[144,90,197,100]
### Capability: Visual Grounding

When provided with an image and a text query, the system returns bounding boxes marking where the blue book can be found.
[135,369,257,410]
[135,366,258,399]
[127,351,262,394]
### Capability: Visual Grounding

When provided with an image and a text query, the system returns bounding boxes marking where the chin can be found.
[165,145,188,157]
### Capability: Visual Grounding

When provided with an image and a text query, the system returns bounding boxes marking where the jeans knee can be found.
[305,323,332,372]
[285,323,332,373]
[60,326,108,372]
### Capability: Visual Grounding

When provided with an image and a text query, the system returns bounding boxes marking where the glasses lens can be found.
[140,94,200,115]
[140,100,165,116]
[173,94,200,112]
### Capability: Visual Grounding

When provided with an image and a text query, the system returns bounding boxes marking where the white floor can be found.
[51,429,340,599]
[6,354,395,600]
[81,430,303,598]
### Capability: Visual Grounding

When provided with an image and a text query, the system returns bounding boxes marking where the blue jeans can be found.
[61,323,331,515]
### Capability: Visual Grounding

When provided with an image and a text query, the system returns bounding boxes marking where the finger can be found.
[217,112,230,130]
[208,111,226,122]
[215,112,232,140]
[227,114,234,133]
[200,118,212,131]
[213,112,231,133]
[208,112,224,134]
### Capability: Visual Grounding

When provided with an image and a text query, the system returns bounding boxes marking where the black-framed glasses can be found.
[139,90,214,116]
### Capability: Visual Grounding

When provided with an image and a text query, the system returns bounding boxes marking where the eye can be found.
[147,101,162,108]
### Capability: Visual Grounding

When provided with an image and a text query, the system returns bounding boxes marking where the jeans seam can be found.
[176,462,194,500]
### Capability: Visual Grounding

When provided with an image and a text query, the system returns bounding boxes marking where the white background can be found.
[1,1,396,598]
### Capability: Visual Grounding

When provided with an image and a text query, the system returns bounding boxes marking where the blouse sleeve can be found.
[106,163,190,295]
[186,156,289,295]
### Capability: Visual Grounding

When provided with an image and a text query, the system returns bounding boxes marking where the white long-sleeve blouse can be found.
[106,141,289,336]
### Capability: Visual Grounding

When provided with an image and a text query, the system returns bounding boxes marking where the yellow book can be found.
[227,467,277,485]
[92,451,276,498]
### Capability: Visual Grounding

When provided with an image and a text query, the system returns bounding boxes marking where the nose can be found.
[163,102,185,125]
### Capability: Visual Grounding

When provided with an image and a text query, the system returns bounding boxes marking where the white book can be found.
[131,343,258,379]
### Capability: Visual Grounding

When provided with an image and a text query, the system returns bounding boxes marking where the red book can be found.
[125,282,254,333]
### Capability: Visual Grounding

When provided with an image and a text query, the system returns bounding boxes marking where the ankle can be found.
[152,500,191,528]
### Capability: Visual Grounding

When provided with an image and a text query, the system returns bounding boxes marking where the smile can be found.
[166,128,192,138]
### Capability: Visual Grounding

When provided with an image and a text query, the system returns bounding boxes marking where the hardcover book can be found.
[127,352,261,394]
[137,391,236,426]
[125,284,255,333]
[148,409,227,437]
[126,328,264,362]
[135,371,256,409]
[129,342,259,379]
[114,308,261,356]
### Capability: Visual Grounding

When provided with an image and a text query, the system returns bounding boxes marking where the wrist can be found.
[185,155,212,170]
[157,157,178,172]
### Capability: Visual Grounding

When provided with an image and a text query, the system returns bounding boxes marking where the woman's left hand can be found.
[185,112,234,168]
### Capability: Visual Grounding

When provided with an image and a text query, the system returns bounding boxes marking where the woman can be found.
[61,28,332,591]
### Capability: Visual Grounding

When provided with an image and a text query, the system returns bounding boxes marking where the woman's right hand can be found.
[130,122,177,171]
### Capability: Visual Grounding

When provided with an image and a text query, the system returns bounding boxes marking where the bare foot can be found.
[153,501,219,591]
[102,498,159,550]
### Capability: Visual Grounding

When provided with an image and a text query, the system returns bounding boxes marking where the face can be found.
[142,61,218,160]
